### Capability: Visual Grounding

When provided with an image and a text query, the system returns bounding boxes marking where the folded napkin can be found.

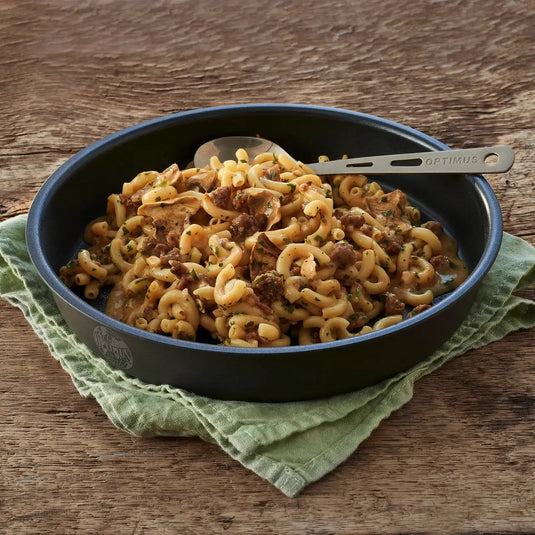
[1,214,535,497]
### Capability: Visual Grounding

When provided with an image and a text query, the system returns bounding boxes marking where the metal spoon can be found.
[193,136,514,175]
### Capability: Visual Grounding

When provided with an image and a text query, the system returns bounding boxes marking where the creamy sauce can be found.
[425,232,468,296]
[106,283,145,324]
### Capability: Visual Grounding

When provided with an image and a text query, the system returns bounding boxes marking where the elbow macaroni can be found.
[59,147,469,346]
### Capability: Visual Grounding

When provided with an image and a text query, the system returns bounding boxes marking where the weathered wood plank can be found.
[1,0,534,532]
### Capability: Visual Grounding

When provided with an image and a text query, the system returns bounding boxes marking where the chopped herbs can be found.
[281,304,295,314]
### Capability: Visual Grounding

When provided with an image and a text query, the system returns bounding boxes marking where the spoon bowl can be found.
[193,136,292,168]
[194,135,514,175]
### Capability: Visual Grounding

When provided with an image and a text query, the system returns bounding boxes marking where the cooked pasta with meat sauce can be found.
[60,149,468,347]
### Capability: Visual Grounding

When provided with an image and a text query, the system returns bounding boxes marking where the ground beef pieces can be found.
[176,277,195,291]
[347,312,369,332]
[169,261,189,277]
[229,188,274,241]
[250,233,281,280]
[141,217,183,256]
[360,224,374,237]
[430,254,451,272]
[141,234,171,257]
[232,191,250,212]
[229,213,262,241]
[330,242,357,268]
[379,233,404,255]
[229,211,268,241]
[210,186,232,209]
[166,231,181,248]
[252,270,284,303]
[159,248,181,267]
[289,264,302,276]
[141,235,159,256]
[424,220,443,237]
[168,261,198,291]
[263,164,281,181]
[384,292,405,315]
[244,329,262,344]
[340,213,365,230]
[118,193,141,211]
[93,243,112,265]
[333,208,344,219]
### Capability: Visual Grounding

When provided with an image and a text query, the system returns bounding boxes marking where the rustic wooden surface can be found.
[1,0,534,532]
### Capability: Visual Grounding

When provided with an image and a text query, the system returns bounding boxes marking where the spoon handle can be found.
[306,145,514,175]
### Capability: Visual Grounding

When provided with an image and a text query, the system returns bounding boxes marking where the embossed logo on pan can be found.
[93,326,134,369]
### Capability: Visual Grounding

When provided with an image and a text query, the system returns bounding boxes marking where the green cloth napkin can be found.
[1,214,535,497]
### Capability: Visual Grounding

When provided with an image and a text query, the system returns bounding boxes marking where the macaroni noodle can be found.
[60,147,469,346]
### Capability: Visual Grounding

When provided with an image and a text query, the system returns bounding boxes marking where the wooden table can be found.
[2,1,534,532]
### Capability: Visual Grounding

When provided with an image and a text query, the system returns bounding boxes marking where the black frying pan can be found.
[26,104,502,401]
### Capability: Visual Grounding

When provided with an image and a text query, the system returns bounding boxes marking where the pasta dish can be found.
[60,148,468,347]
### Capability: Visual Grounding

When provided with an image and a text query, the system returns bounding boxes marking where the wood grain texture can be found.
[1,0,534,533]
